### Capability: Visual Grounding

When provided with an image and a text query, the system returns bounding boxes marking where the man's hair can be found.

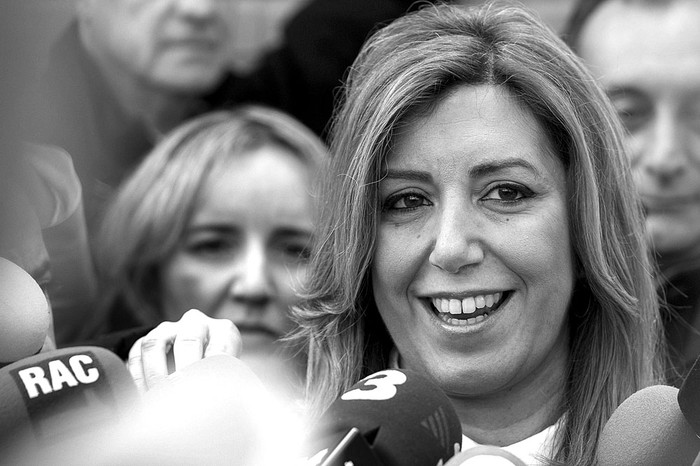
[564,0,681,50]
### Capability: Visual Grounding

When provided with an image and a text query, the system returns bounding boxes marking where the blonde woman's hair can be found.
[91,106,327,335]
[295,3,665,465]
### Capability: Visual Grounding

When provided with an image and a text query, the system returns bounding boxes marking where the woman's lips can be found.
[427,291,511,326]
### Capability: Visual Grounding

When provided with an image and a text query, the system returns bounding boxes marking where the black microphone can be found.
[0,346,140,460]
[0,257,51,366]
[596,384,700,466]
[306,368,463,466]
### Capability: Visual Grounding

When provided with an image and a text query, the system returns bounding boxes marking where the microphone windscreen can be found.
[597,384,700,466]
[0,346,139,457]
[0,257,50,364]
[679,354,700,436]
[310,368,462,466]
[64,354,305,466]
[445,445,527,466]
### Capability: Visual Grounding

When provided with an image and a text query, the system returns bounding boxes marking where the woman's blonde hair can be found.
[296,3,665,465]
[92,106,327,334]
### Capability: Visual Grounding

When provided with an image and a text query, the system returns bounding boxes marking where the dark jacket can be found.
[662,262,700,385]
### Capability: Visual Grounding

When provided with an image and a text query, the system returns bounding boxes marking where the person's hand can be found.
[127,309,242,392]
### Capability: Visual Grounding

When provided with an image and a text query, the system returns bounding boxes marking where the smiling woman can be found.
[373,85,574,407]
[293,3,666,465]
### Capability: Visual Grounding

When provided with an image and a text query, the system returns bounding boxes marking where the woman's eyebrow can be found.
[186,224,237,234]
[384,158,538,181]
[382,169,432,182]
[271,228,314,240]
[468,158,538,178]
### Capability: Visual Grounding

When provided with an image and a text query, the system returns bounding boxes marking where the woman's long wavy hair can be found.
[295,3,665,465]
[91,106,328,335]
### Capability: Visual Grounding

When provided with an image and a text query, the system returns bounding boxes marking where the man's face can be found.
[578,0,700,258]
[78,0,235,94]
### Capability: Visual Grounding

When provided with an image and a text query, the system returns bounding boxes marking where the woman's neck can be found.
[450,354,567,447]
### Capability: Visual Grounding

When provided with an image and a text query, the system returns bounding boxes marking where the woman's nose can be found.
[428,204,484,274]
[229,243,273,305]
[175,0,217,20]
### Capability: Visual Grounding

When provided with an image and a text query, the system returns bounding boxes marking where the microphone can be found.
[444,445,527,466]
[306,368,463,466]
[597,384,700,466]
[42,354,304,466]
[679,353,700,436]
[0,346,140,459]
[0,257,51,365]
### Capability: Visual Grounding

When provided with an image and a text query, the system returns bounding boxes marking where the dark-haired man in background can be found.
[565,0,700,382]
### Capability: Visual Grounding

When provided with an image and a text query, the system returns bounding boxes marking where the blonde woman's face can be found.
[372,85,574,398]
[161,145,313,361]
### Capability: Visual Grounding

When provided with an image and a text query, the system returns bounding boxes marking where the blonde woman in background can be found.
[91,106,327,400]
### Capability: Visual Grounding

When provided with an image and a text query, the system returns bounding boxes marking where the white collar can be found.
[461,417,563,465]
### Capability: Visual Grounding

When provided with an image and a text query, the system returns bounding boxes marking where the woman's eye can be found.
[482,184,532,203]
[187,238,234,256]
[384,192,430,211]
[280,242,311,261]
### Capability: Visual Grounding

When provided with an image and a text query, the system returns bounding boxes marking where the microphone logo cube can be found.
[7,350,119,442]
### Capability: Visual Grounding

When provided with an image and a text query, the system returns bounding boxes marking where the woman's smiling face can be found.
[372,85,575,397]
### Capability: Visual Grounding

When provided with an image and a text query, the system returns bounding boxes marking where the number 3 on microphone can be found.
[341,369,407,401]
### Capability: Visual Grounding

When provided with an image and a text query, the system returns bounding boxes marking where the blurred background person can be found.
[1,1,95,349]
[21,0,441,347]
[565,0,700,383]
[24,0,438,248]
[90,106,327,400]
[0,143,93,361]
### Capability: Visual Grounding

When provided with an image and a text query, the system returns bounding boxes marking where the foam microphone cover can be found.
[597,384,700,466]
[310,368,463,466]
[0,346,139,455]
[67,354,302,466]
[0,257,51,364]
[679,354,700,436]
[445,445,527,465]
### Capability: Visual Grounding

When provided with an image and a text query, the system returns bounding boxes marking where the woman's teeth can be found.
[431,292,503,322]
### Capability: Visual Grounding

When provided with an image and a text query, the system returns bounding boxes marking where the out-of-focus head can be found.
[75,0,235,94]
[566,0,700,260]
[301,3,662,464]
[0,155,58,355]
[98,107,326,383]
